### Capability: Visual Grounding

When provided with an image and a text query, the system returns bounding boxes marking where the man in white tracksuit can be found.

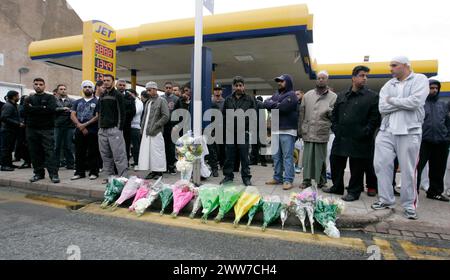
[372,56,429,220]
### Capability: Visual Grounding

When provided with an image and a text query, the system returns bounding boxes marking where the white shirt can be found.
[131,98,144,129]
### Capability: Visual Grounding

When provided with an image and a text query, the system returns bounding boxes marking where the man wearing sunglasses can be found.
[372,56,429,220]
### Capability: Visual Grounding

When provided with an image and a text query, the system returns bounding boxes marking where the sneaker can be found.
[326,172,332,180]
[1,166,15,172]
[29,175,45,183]
[169,168,177,175]
[220,177,233,185]
[70,175,85,181]
[50,176,60,184]
[371,201,394,210]
[295,167,302,174]
[18,163,31,169]
[404,209,418,220]
[265,179,282,185]
[89,175,98,180]
[283,182,294,190]
[426,193,450,202]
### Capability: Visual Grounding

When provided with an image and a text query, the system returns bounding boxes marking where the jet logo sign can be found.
[93,20,116,43]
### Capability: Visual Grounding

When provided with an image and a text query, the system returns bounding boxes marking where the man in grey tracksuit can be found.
[372,56,429,220]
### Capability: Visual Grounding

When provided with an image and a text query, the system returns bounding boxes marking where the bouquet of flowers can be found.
[129,180,151,212]
[262,196,283,231]
[290,188,317,234]
[101,177,128,209]
[198,184,220,223]
[133,177,164,216]
[159,184,174,215]
[175,131,203,181]
[214,184,245,223]
[110,176,143,211]
[233,187,261,227]
[247,199,264,227]
[171,180,196,218]
[280,196,293,230]
[189,187,201,219]
[314,197,345,238]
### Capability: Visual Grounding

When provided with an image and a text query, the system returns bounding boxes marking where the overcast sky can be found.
[67,0,450,81]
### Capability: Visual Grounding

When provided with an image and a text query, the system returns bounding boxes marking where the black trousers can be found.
[74,130,99,177]
[223,138,251,181]
[14,127,30,163]
[417,141,449,196]
[163,125,176,170]
[207,143,219,171]
[123,124,132,162]
[26,128,58,177]
[130,128,141,165]
[1,129,17,167]
[364,154,377,189]
[330,154,369,197]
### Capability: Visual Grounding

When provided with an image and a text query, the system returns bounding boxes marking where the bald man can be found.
[371,56,429,220]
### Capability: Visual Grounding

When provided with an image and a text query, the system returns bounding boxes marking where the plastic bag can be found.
[198,184,220,223]
[101,177,128,209]
[262,196,283,231]
[214,184,245,223]
[159,184,174,215]
[110,176,143,211]
[233,187,261,227]
[171,180,196,217]
[176,160,193,181]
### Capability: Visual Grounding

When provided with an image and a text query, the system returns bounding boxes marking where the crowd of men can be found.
[1,56,449,220]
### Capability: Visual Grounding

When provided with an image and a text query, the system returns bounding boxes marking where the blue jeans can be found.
[54,127,75,167]
[273,134,296,184]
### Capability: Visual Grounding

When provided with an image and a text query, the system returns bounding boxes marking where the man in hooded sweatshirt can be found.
[264,74,298,190]
[372,56,429,220]
[415,79,450,202]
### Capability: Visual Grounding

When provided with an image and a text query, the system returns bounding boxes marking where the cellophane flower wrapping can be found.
[247,199,264,227]
[233,187,261,227]
[175,131,204,180]
[129,180,150,212]
[159,184,174,215]
[291,188,317,233]
[110,176,143,211]
[262,196,283,231]
[176,160,193,181]
[101,176,128,209]
[171,180,196,217]
[214,184,245,223]
[189,187,201,219]
[134,177,164,216]
[313,197,345,238]
[198,184,220,222]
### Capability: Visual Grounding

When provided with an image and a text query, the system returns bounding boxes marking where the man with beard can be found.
[24,78,60,183]
[116,79,136,163]
[298,71,337,189]
[264,74,298,190]
[162,81,179,175]
[54,84,75,169]
[70,80,100,180]
[98,74,128,183]
[221,76,256,186]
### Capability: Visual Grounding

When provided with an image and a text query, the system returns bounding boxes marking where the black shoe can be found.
[66,165,74,170]
[212,170,219,177]
[168,168,177,175]
[29,175,45,183]
[426,193,450,202]
[243,179,253,186]
[18,163,31,169]
[261,162,267,167]
[323,187,344,195]
[220,177,233,185]
[200,176,207,181]
[50,175,60,184]
[1,166,15,172]
[146,172,157,179]
[10,164,20,169]
[249,161,258,166]
[342,193,359,202]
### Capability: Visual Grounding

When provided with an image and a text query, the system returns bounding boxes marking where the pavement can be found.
[1,163,449,241]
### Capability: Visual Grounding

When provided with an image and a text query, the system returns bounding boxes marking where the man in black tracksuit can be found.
[221,76,256,186]
[1,91,23,171]
[116,80,136,164]
[416,79,450,202]
[24,78,60,183]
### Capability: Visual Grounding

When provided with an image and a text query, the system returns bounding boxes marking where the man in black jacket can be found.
[116,79,136,164]
[98,74,128,183]
[1,91,23,171]
[416,80,450,202]
[54,84,75,169]
[221,76,256,186]
[24,78,60,183]
[324,66,380,201]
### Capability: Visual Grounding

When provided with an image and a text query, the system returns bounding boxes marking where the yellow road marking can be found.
[80,203,367,251]
[373,238,398,260]
[0,191,82,209]
[398,240,450,260]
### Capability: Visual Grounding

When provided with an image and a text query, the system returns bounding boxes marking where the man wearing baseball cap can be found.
[372,56,429,220]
